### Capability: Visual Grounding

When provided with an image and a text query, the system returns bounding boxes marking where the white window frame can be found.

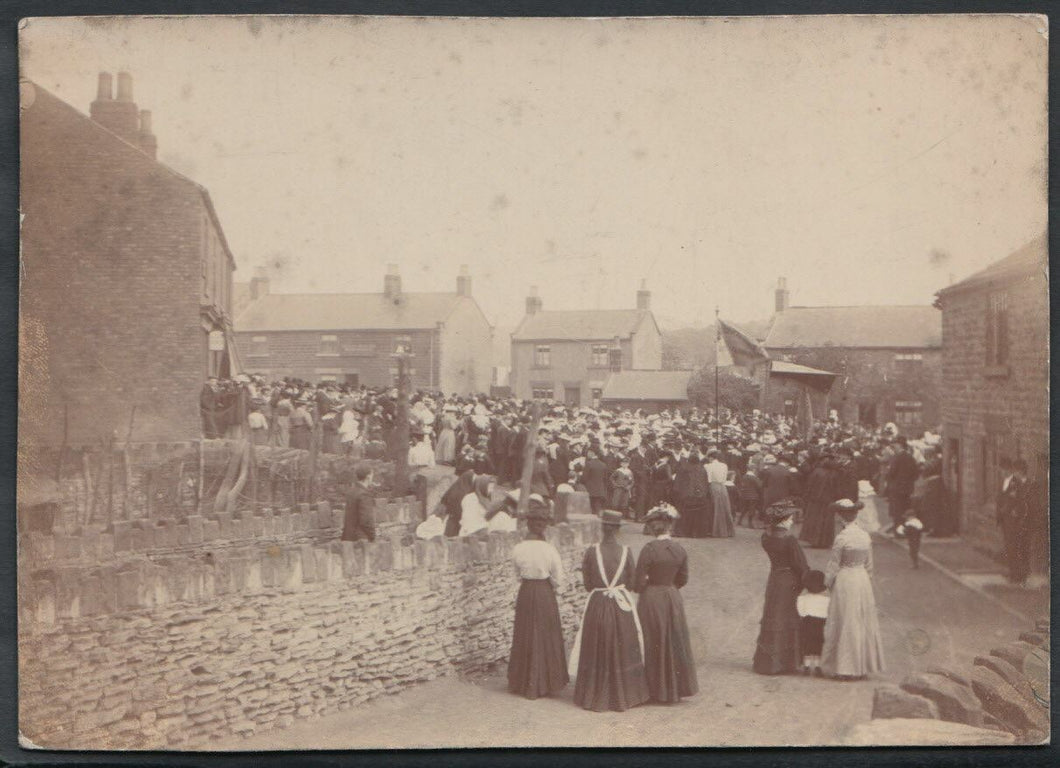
[534,345,551,368]
[318,334,340,356]
[247,335,269,357]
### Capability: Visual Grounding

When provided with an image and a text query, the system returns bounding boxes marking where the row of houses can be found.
[19,73,1047,554]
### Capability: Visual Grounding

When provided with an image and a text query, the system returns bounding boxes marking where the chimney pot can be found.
[138,109,157,159]
[525,286,542,315]
[456,265,472,297]
[250,268,270,301]
[636,279,651,311]
[774,276,790,313]
[116,71,134,102]
[384,265,402,300]
[96,72,113,101]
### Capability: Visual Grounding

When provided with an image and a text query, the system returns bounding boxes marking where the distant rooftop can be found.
[513,309,654,341]
[764,305,941,349]
[937,233,1047,298]
[236,292,466,332]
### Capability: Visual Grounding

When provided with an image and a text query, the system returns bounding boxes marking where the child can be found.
[895,512,924,569]
[736,468,764,528]
[610,457,634,518]
[796,570,829,676]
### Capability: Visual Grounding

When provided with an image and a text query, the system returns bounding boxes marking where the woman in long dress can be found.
[570,510,650,712]
[752,500,810,674]
[820,499,885,679]
[706,450,734,538]
[508,500,569,699]
[435,410,458,465]
[633,503,699,703]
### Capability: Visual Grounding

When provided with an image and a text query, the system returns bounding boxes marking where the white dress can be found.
[820,522,885,677]
[458,493,489,536]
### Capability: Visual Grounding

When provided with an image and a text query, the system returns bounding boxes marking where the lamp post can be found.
[392,340,414,497]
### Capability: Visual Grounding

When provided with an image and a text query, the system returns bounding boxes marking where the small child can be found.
[796,570,829,676]
[895,512,924,569]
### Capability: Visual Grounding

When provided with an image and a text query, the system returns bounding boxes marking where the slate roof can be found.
[512,309,653,341]
[936,234,1047,298]
[235,292,466,332]
[763,305,941,349]
[600,370,693,402]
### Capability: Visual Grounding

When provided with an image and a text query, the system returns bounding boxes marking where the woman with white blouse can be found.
[507,497,568,699]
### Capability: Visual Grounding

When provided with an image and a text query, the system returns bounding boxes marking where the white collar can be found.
[657,533,673,540]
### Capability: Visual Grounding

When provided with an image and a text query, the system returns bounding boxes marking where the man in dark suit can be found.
[341,463,377,542]
[887,436,920,534]
[581,449,610,516]
[629,436,657,522]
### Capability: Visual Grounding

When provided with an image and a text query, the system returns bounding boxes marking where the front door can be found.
[345,373,360,387]
[564,385,581,407]
[859,401,878,427]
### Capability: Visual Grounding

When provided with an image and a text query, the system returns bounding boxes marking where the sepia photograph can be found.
[16,13,1049,750]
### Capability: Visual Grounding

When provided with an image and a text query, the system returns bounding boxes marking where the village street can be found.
[219,504,1045,750]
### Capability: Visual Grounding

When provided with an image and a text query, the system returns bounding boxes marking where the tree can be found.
[688,367,761,412]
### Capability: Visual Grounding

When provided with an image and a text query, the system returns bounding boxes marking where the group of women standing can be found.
[753,497,885,679]
[508,500,698,710]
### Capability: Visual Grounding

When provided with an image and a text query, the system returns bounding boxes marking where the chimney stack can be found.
[775,277,790,313]
[138,109,157,159]
[384,264,402,302]
[636,278,651,311]
[525,286,542,316]
[89,71,141,146]
[250,267,270,300]
[456,264,472,297]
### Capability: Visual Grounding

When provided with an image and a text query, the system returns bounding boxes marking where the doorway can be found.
[564,385,581,407]
[858,402,878,427]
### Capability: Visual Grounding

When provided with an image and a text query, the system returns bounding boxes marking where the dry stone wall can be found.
[18,499,601,750]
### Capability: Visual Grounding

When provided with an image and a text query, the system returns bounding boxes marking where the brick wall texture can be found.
[19,82,234,450]
[938,262,1049,552]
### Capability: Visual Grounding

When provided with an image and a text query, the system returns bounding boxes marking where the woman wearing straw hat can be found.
[508,497,569,699]
[752,499,810,675]
[569,510,649,712]
[820,498,885,679]
[633,503,698,703]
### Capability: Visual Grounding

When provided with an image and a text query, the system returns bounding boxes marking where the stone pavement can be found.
[216,507,1041,749]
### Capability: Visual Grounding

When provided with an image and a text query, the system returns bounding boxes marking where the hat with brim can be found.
[524,495,552,521]
[644,502,680,524]
[600,509,623,527]
[763,499,800,524]
[829,499,865,515]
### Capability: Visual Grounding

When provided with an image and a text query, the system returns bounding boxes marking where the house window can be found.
[319,375,338,383]
[895,352,923,364]
[318,334,339,356]
[248,335,268,357]
[534,345,551,368]
[591,388,603,405]
[532,385,554,400]
[986,291,1009,366]
[609,347,622,372]
[591,344,610,367]
[894,401,922,428]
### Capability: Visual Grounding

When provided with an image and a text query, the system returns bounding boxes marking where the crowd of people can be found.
[202,374,1034,712]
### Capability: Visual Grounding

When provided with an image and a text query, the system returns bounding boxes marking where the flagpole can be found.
[714,306,720,445]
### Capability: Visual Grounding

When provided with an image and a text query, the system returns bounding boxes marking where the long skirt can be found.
[271,416,290,448]
[709,483,734,538]
[800,499,836,548]
[573,593,650,712]
[435,428,456,464]
[611,487,631,512]
[508,579,569,699]
[752,568,801,674]
[637,585,698,702]
[289,425,310,450]
[820,566,885,677]
[686,497,713,539]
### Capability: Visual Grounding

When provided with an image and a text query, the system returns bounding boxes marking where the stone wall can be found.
[18,503,601,750]
[867,617,1050,745]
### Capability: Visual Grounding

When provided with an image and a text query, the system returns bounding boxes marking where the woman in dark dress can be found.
[753,499,810,675]
[508,499,568,699]
[633,503,699,703]
[570,510,649,712]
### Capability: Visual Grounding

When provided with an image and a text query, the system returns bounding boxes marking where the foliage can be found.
[688,367,761,412]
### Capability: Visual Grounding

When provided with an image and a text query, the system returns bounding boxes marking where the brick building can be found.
[509,281,663,405]
[19,74,236,447]
[935,234,1048,553]
[233,265,493,394]
[756,279,942,434]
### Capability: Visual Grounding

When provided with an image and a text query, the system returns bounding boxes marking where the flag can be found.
[717,318,771,368]
[796,384,814,438]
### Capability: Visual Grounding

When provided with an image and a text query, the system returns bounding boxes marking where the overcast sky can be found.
[21,14,1047,331]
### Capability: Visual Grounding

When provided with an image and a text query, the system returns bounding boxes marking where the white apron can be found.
[568,544,645,678]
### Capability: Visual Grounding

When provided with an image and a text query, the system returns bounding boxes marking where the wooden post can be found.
[515,401,543,518]
[393,353,411,498]
[306,419,320,503]
[121,406,136,520]
[55,403,69,483]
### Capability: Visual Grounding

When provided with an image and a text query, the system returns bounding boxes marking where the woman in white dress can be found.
[820,499,885,679]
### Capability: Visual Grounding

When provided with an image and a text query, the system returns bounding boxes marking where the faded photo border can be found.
[2,0,1058,767]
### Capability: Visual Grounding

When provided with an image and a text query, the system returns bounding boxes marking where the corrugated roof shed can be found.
[764,305,941,349]
[236,292,463,332]
[512,309,651,341]
[601,370,693,401]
